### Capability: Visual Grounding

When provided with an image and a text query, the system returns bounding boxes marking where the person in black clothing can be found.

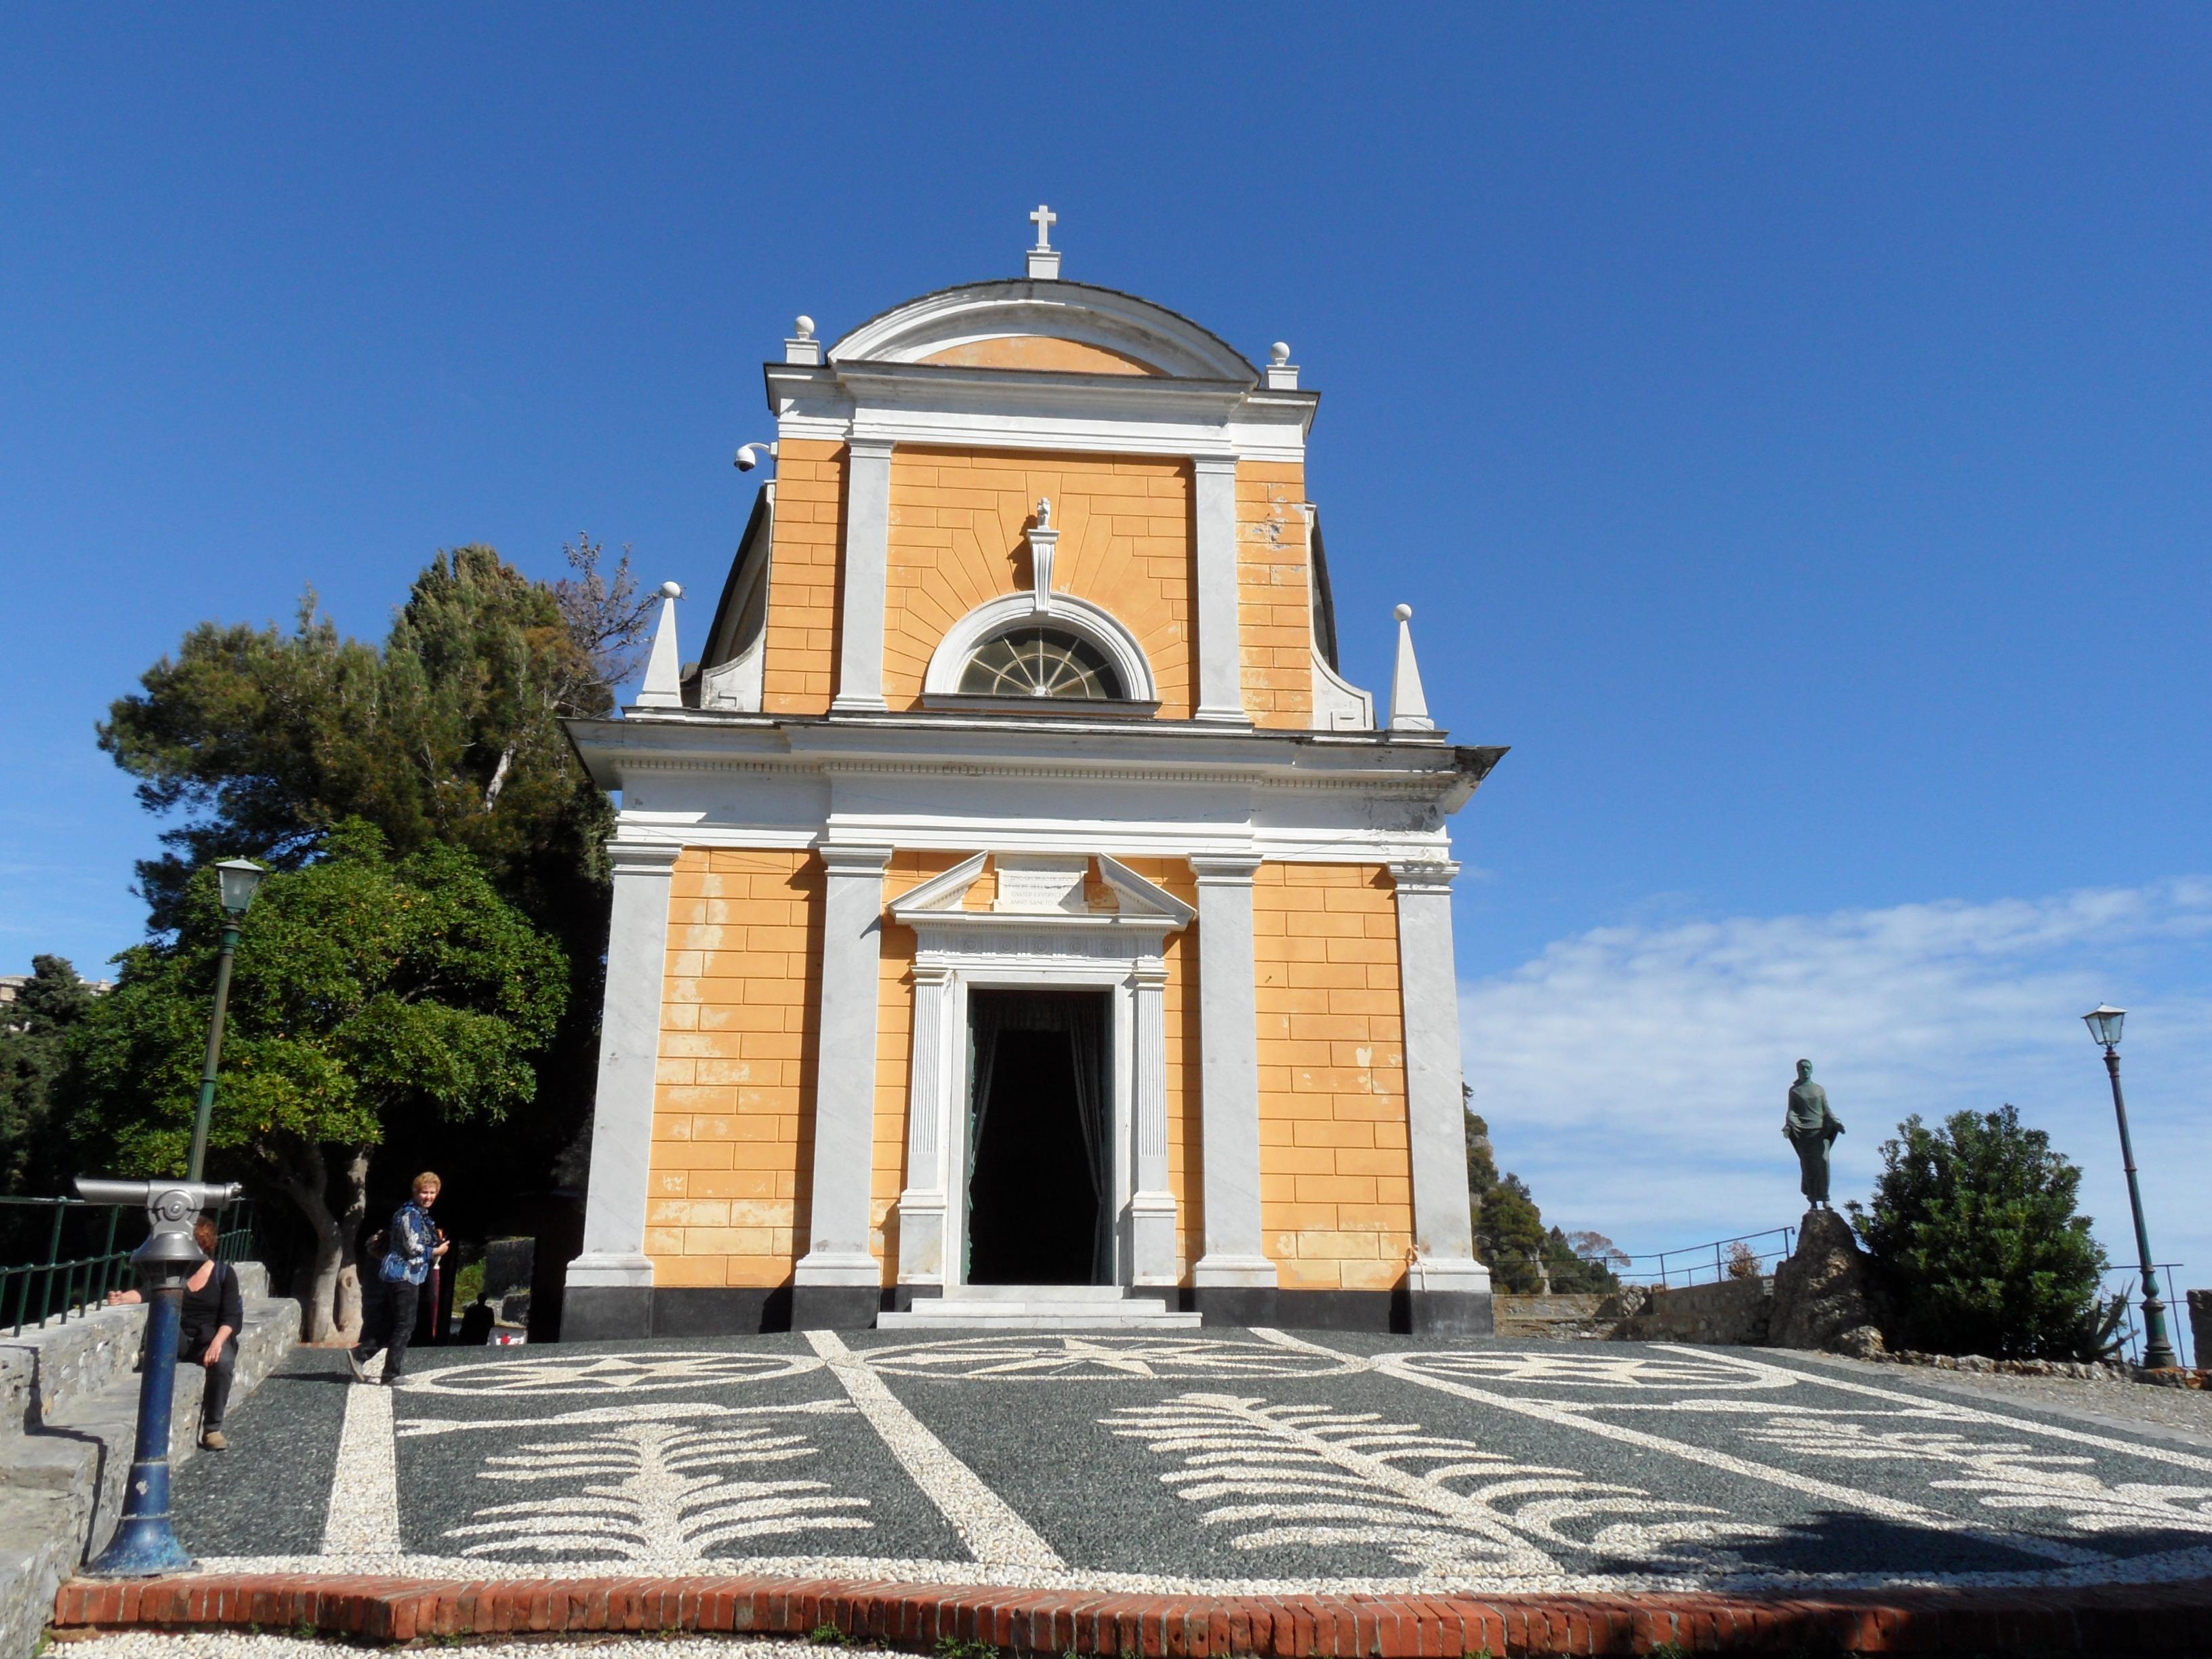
[348,1171,448,1385]
[107,1214,244,1450]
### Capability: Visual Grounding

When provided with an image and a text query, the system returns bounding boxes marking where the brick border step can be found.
[49,1572,2212,1655]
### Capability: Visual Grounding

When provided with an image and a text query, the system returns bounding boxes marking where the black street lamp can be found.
[2083,1005,2178,1370]
[187,859,265,1183]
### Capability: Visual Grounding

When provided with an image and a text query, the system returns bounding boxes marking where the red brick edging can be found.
[48,1572,2212,1654]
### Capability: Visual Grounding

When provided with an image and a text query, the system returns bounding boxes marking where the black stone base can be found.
[654,1285,792,1336]
[558,1284,653,1342]
[1185,1285,1277,1326]
[790,1283,884,1330]
[556,1279,1489,1339]
[1409,1288,1494,1336]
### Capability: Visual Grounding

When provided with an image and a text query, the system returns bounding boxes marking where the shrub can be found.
[1848,1105,2108,1359]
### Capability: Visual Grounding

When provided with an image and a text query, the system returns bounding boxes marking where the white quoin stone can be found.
[1389,603,1434,732]
[634,582,684,708]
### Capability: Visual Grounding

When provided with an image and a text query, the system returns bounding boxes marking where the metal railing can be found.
[1587,1225,1799,1290]
[2101,1262,2188,1367]
[0,1196,257,1337]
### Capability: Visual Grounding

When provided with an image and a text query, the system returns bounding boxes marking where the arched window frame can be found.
[922,592,1160,712]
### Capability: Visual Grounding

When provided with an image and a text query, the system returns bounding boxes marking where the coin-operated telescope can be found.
[75,1176,243,1575]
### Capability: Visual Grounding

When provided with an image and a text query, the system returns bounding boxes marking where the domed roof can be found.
[829,279,1257,384]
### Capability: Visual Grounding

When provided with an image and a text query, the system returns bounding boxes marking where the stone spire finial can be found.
[1265,340,1300,390]
[1027,204,1062,280]
[636,582,685,708]
[1388,604,1434,731]
[785,314,821,366]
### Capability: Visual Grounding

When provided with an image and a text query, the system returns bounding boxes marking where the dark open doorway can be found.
[964,989,1111,1286]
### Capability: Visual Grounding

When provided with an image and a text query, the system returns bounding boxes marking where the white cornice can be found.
[764,359,1316,464]
[826,280,1257,381]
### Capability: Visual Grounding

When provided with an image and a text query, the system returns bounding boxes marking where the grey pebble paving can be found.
[165,1329,2212,1595]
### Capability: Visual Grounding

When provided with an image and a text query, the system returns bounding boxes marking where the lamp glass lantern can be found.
[2082,1004,2126,1049]
[214,859,266,918]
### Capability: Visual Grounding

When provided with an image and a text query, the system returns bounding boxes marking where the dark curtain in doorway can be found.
[968,991,1111,1283]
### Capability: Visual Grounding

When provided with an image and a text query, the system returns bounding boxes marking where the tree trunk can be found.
[268,1141,373,1343]
[332,1147,370,1343]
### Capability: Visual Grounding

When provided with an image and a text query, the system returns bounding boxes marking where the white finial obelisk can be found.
[636,580,685,708]
[1388,603,1434,731]
[1027,204,1061,279]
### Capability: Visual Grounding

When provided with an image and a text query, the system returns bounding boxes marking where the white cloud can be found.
[1460,880,2212,1351]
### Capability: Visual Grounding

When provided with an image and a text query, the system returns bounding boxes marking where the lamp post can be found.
[186,859,265,1183]
[2083,1005,2178,1370]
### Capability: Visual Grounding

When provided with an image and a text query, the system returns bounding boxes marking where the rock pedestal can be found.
[1769,1208,1885,1356]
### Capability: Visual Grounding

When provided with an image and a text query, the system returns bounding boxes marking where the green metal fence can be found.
[0,1195,257,1337]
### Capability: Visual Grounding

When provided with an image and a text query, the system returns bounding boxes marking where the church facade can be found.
[561,215,1503,1338]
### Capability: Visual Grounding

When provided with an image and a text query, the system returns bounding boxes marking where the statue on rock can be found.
[1784,1059,1845,1208]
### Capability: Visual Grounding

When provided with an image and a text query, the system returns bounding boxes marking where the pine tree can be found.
[1849,1105,2108,1359]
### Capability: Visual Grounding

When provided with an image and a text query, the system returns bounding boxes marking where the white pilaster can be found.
[895,962,953,1284]
[831,438,894,713]
[1192,457,1248,724]
[1391,860,1486,1286]
[1189,855,1275,1288]
[568,841,681,1290]
[796,844,895,1288]
[1128,960,1177,1285]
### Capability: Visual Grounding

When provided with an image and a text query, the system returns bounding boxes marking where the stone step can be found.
[874,1309,1203,1330]
[888,1298,1173,1317]
[939,1284,1131,1303]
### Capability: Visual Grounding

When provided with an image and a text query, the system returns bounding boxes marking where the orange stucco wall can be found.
[1238,461,1314,730]
[647,849,824,1288]
[883,449,1195,718]
[918,336,1160,375]
[761,440,844,716]
[1252,861,1415,1292]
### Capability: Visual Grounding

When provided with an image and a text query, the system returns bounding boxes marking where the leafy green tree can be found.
[1848,1105,2108,1359]
[92,539,650,1232]
[0,958,100,1200]
[1464,1103,1623,1293]
[68,825,565,1340]
[98,544,640,933]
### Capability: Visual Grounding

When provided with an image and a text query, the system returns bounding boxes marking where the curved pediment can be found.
[830,281,1256,383]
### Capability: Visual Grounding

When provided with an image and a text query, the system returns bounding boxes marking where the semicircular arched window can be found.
[958,626,1125,700]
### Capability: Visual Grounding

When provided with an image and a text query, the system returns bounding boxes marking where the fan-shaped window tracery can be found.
[958,628,1124,700]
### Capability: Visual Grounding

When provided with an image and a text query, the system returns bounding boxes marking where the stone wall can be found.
[0,1264,299,1659]
[1613,1276,1771,1346]
[1494,1292,1624,1339]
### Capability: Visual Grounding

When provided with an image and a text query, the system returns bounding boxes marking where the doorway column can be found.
[794,842,894,1327]
[895,961,954,1288]
[1390,858,1493,1334]
[1128,960,1177,1286]
[565,840,680,1339]
[1189,853,1277,1320]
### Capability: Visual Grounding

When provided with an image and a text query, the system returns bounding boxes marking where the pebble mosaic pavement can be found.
[169,1330,2212,1598]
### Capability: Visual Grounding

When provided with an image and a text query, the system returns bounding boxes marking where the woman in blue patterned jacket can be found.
[348,1172,449,1385]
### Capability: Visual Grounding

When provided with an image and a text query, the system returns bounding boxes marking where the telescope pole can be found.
[88,1273,194,1573]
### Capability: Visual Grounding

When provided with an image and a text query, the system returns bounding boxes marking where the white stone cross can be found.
[1029,203,1057,250]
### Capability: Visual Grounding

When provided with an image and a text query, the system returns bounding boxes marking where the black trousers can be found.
[351,1279,420,1379]
[178,1330,237,1429]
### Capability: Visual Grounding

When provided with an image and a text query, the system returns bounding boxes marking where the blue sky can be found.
[4,9,2207,1318]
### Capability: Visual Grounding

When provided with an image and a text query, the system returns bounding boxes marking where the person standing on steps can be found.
[348,1172,449,1385]
[108,1214,243,1450]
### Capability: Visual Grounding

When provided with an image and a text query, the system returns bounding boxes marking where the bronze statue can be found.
[1784,1059,1845,1207]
